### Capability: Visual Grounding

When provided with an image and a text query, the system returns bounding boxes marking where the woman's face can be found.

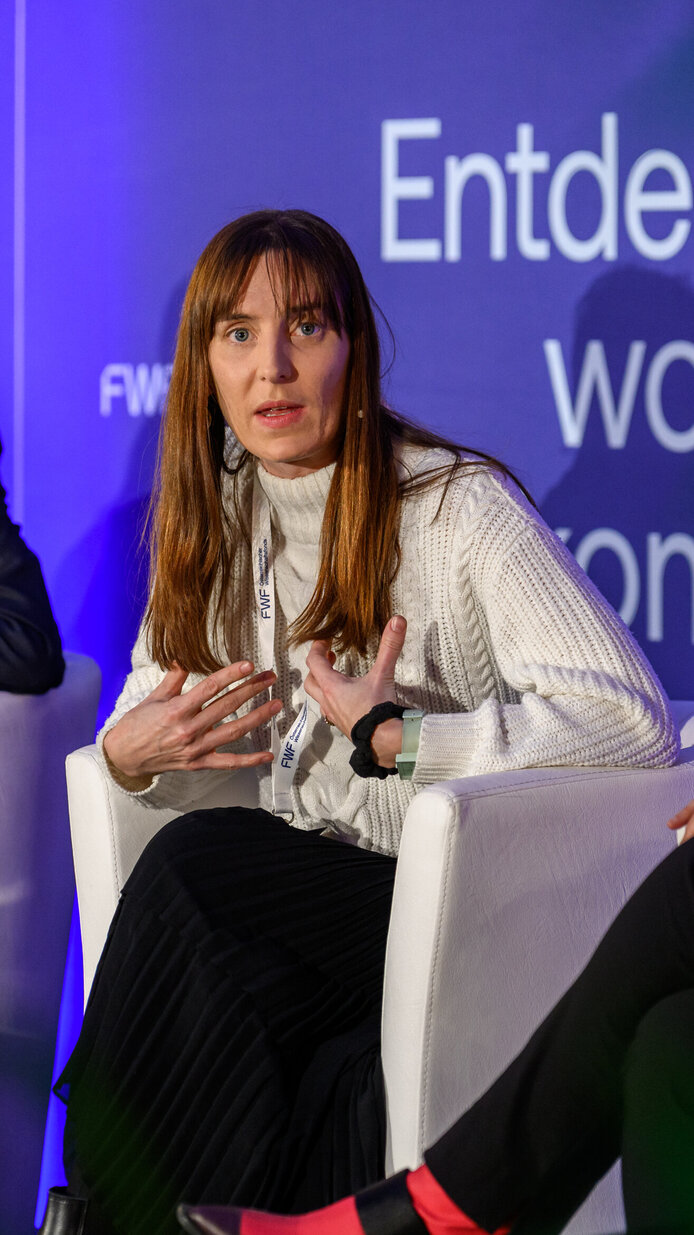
[208,260,350,478]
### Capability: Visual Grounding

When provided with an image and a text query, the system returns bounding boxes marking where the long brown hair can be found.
[146,209,531,672]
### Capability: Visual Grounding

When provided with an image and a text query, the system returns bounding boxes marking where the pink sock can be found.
[406,1164,511,1235]
[238,1195,361,1235]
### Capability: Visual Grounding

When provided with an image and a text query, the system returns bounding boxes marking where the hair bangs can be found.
[263,247,346,336]
[204,248,259,337]
[202,213,351,340]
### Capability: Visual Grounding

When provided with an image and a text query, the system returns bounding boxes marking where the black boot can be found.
[37,1187,88,1235]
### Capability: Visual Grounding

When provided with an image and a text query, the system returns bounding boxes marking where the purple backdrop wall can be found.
[3,1,694,1225]
[6,0,694,723]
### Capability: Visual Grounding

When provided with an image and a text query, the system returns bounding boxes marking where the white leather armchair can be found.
[65,703,694,1235]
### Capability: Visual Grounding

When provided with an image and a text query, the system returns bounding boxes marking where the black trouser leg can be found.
[425,840,694,1235]
[622,988,694,1233]
[59,808,395,1234]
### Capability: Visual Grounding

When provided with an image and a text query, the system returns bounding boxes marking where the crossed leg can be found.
[180,839,694,1235]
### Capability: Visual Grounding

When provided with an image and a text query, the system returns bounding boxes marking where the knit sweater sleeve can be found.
[95,621,242,810]
[413,481,679,783]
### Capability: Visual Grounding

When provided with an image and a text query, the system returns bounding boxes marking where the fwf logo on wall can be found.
[100,363,172,416]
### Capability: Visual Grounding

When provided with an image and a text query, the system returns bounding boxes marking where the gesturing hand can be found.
[103,662,281,781]
[304,615,407,768]
[667,798,694,845]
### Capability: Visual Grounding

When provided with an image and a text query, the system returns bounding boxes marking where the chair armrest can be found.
[66,745,259,1003]
[382,755,694,1177]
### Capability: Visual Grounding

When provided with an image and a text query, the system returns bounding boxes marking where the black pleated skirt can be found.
[56,807,396,1235]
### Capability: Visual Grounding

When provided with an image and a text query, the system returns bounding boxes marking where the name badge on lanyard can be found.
[252,475,311,819]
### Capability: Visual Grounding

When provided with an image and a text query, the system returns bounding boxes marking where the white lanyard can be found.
[252,475,311,818]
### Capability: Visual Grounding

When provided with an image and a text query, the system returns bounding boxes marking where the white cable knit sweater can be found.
[98,446,678,856]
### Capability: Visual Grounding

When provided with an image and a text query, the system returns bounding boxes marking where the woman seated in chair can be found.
[50,209,677,1235]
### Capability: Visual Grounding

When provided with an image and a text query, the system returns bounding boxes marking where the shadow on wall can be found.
[541,265,694,700]
[55,419,155,729]
[56,278,188,727]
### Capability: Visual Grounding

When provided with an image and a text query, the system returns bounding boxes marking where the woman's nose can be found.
[258,331,294,383]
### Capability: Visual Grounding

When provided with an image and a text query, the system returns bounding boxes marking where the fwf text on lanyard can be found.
[252,476,311,818]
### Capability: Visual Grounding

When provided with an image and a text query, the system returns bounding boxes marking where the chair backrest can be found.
[0,653,101,1235]
[0,652,101,1035]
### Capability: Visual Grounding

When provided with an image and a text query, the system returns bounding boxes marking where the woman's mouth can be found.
[255,402,304,424]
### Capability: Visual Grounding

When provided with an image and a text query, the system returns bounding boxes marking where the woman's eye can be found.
[228,327,251,343]
[296,321,321,338]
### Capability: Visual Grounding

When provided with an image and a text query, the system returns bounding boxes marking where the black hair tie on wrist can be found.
[349,702,405,779]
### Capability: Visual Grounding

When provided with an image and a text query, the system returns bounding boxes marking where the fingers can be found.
[306,640,332,666]
[372,615,407,682]
[303,672,329,722]
[304,641,340,715]
[196,696,283,758]
[149,665,188,700]
[667,798,694,829]
[303,673,320,706]
[198,670,276,730]
[305,641,337,691]
[667,799,694,845]
[183,660,257,712]
[204,749,276,770]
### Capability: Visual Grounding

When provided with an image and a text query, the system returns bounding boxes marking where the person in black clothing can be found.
[0,456,64,694]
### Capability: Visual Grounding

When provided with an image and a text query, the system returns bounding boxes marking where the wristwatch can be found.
[395,708,424,781]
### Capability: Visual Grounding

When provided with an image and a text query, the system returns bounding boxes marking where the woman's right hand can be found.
[667,798,694,845]
[102,662,281,781]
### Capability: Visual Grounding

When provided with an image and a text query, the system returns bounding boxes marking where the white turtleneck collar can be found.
[255,460,335,545]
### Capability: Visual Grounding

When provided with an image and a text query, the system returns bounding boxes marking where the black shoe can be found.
[176,1170,428,1234]
[38,1187,88,1235]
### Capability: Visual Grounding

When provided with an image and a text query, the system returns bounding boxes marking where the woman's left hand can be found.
[304,615,407,768]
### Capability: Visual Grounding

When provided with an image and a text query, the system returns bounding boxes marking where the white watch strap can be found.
[395,708,424,780]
